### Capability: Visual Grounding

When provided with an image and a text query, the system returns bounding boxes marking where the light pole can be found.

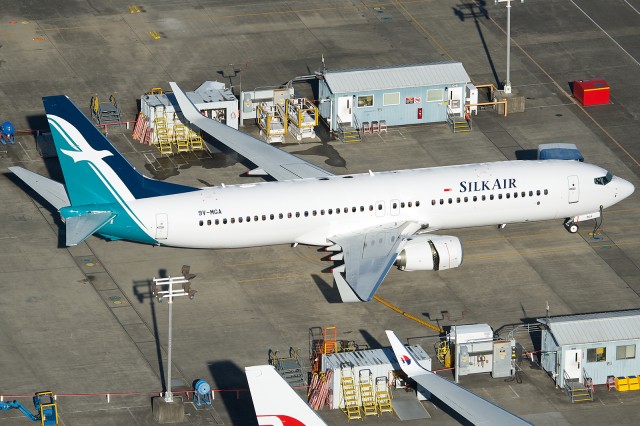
[153,275,195,403]
[495,0,523,94]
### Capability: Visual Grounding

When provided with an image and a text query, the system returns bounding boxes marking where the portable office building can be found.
[538,310,640,388]
[318,61,475,131]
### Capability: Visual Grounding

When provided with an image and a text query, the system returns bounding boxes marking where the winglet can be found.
[385,330,431,377]
[245,365,327,426]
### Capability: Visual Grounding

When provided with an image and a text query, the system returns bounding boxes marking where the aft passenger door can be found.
[568,175,579,204]
[156,213,168,239]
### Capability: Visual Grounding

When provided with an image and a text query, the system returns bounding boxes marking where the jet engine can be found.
[396,235,463,271]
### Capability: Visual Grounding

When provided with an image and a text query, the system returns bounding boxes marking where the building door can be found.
[568,175,579,204]
[564,348,582,379]
[447,87,462,116]
[156,213,168,239]
[337,96,353,126]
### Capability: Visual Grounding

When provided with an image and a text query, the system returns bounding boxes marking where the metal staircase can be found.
[90,94,122,127]
[446,107,471,133]
[563,370,594,403]
[359,370,378,417]
[270,348,306,387]
[336,116,362,143]
[340,368,362,420]
[375,376,393,414]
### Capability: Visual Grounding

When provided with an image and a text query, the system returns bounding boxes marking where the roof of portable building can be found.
[538,310,640,346]
[323,61,470,93]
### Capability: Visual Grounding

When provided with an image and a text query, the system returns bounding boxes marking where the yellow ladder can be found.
[173,123,190,152]
[375,376,393,414]
[154,117,173,156]
[188,129,205,151]
[340,370,362,421]
[359,370,378,417]
[323,326,338,354]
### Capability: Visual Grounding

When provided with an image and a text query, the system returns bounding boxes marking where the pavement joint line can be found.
[237,273,311,283]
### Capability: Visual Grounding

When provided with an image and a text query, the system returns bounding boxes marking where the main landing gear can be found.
[564,219,579,234]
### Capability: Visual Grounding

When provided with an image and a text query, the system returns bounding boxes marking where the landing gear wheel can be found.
[564,221,579,233]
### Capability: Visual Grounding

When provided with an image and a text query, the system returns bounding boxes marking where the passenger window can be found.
[464,197,468,202]
[215,219,219,225]
[408,201,413,207]
[336,208,340,214]
[432,200,436,206]
[360,206,365,212]
[393,202,398,209]
[490,194,494,200]
[279,213,283,219]
[369,205,374,211]
[378,204,383,210]
[401,202,405,208]
[238,217,243,223]
[262,215,266,221]
[536,190,541,196]
[456,197,460,203]
[473,196,477,202]
[199,220,203,226]
[270,214,274,220]
[481,195,486,201]
[313,210,317,216]
[529,191,533,197]
[498,194,503,200]
[521,192,526,198]
[231,218,235,223]
[448,198,453,204]
[344,207,348,213]
[223,218,228,224]
[328,209,333,214]
[246,216,251,222]
[321,210,325,215]
[207,220,211,225]
[304,211,308,217]
[544,189,549,195]
[513,192,518,198]
[506,193,510,199]
[416,201,420,207]
[352,207,356,212]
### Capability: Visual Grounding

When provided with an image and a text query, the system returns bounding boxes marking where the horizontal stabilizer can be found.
[9,166,70,210]
[66,212,116,246]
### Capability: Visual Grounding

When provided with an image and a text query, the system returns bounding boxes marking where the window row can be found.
[430,189,549,206]
[587,344,636,363]
[198,200,422,226]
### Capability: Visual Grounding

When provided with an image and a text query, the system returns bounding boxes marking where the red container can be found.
[573,80,610,106]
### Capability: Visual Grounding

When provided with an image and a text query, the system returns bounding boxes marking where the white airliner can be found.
[245,365,327,426]
[9,84,634,302]
[386,330,532,425]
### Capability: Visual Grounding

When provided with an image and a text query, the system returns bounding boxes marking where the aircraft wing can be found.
[385,330,532,426]
[245,365,327,426]
[331,222,412,302]
[169,82,334,181]
[10,166,70,210]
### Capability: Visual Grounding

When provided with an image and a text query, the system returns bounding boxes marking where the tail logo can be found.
[400,355,412,365]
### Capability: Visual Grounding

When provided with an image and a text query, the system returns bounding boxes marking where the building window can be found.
[383,92,400,106]
[357,95,374,108]
[616,344,636,360]
[426,88,444,102]
[587,347,607,362]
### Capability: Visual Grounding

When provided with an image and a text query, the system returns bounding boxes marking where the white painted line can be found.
[623,0,640,16]
[509,384,520,398]
[571,0,640,67]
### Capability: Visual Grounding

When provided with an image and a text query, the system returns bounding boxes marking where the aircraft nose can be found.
[618,177,635,200]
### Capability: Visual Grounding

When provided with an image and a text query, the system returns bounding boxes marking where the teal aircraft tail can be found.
[11,95,197,246]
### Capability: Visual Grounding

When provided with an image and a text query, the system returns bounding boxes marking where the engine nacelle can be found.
[396,235,463,271]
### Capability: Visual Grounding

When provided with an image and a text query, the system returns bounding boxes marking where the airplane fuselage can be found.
[99,160,628,248]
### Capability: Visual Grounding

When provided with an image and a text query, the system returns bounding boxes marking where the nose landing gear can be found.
[564,219,579,233]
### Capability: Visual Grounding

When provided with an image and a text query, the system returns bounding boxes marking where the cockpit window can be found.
[594,171,613,186]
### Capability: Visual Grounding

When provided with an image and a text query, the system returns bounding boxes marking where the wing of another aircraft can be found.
[169,82,334,181]
[331,222,412,302]
[385,330,532,426]
[245,365,327,426]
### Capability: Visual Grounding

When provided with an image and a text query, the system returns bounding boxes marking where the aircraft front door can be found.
[568,175,579,204]
[156,213,168,239]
